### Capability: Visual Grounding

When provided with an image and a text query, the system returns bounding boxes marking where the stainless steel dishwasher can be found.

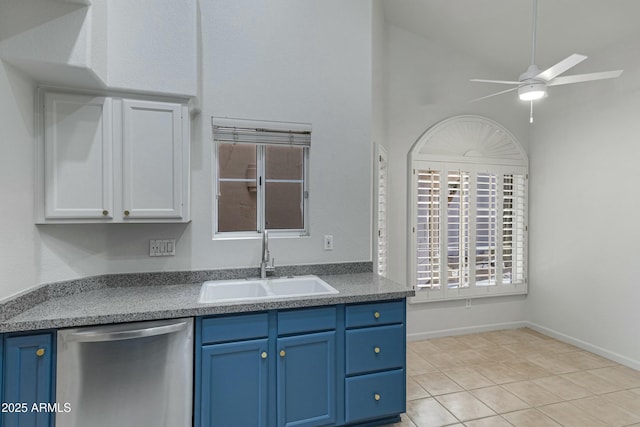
[56,318,193,427]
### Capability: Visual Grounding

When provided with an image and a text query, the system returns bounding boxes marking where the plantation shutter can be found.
[413,163,527,300]
[416,169,441,289]
[377,150,388,277]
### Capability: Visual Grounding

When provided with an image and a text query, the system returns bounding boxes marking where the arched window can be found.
[408,116,528,302]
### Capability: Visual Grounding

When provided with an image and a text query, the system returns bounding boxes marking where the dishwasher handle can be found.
[63,321,188,343]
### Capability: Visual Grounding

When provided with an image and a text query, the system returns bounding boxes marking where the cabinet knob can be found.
[102,210,109,216]
[373,311,381,319]
[124,210,130,216]
[261,351,268,359]
[36,348,46,357]
[374,393,381,401]
[374,346,381,354]
[279,350,286,358]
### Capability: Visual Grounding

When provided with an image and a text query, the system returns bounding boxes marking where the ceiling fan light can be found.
[518,82,547,101]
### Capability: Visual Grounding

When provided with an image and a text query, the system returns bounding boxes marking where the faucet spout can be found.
[260,230,275,279]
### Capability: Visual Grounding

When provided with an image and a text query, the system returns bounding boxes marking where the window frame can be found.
[212,118,311,239]
[407,115,528,303]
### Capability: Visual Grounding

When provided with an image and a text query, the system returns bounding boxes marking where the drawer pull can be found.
[279,349,286,357]
[36,348,46,357]
[261,351,268,359]
[102,210,109,216]
[374,393,381,401]
[373,311,381,319]
[374,346,381,354]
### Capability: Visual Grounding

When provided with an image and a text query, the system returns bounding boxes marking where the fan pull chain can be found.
[530,101,534,124]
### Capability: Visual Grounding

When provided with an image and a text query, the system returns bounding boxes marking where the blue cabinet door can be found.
[2,333,54,427]
[0,334,3,427]
[199,338,269,427]
[277,331,336,427]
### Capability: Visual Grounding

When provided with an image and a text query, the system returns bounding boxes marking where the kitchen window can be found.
[212,117,310,237]
[409,116,528,302]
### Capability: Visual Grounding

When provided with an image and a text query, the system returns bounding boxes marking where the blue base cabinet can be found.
[344,300,406,425]
[276,306,338,427]
[2,332,56,427]
[197,312,270,427]
[195,299,406,427]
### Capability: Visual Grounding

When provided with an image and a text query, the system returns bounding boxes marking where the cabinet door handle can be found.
[374,393,381,401]
[373,311,381,319]
[36,348,46,357]
[374,346,381,354]
[102,210,109,216]
[261,351,268,359]
[279,349,286,358]
[124,210,130,216]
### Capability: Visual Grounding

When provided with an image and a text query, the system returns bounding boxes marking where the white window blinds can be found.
[212,117,311,146]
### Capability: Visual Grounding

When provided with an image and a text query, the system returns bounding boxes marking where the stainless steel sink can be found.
[198,275,338,303]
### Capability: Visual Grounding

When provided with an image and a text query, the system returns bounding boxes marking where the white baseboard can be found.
[525,322,640,372]
[407,320,528,342]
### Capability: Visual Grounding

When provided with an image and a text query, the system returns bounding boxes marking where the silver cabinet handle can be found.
[64,321,188,343]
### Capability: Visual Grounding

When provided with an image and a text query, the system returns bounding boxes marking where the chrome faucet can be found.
[260,230,275,279]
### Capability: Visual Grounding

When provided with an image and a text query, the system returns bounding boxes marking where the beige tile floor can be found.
[393,328,640,427]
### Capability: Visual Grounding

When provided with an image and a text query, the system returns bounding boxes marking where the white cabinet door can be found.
[121,100,185,220]
[43,93,113,219]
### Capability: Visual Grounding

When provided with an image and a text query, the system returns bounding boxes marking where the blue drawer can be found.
[345,369,406,423]
[345,300,404,328]
[201,313,269,344]
[346,324,405,375]
[278,306,336,336]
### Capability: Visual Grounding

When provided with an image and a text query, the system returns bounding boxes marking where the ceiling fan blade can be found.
[548,70,623,86]
[470,79,520,85]
[536,53,588,81]
[469,86,519,103]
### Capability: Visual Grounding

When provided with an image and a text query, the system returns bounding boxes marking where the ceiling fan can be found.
[470,0,623,123]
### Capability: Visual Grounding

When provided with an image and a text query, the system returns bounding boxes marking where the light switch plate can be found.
[323,235,334,251]
[150,239,176,256]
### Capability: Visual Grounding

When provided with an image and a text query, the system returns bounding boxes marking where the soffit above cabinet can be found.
[0,0,198,98]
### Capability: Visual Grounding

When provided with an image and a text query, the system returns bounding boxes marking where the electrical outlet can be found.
[150,239,176,256]
[465,299,472,309]
[323,235,334,251]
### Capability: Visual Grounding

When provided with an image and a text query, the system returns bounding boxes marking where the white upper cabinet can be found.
[37,90,190,224]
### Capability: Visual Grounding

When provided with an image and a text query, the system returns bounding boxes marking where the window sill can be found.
[408,286,527,304]
[212,231,310,241]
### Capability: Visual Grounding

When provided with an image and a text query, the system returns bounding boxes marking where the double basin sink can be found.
[198,275,339,303]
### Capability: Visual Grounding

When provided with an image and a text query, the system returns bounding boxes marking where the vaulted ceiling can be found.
[382,0,640,79]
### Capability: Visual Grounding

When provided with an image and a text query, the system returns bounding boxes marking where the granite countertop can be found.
[0,272,414,333]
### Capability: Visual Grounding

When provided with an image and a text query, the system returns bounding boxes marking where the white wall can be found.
[106,0,198,96]
[193,0,373,269]
[0,61,39,299]
[527,40,640,368]
[372,0,388,150]
[0,0,374,301]
[383,24,531,338]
